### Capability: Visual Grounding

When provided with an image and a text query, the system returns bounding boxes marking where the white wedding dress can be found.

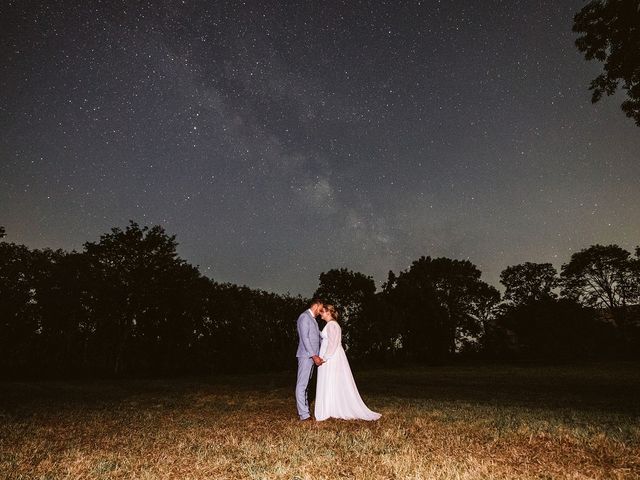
[314,321,381,421]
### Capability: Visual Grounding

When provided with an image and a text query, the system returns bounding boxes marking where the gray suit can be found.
[295,309,321,420]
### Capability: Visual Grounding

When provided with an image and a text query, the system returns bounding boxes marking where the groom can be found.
[295,298,324,421]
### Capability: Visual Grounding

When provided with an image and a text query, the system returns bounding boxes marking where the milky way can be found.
[2,0,639,295]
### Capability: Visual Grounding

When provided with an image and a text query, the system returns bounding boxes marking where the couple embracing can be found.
[295,298,381,422]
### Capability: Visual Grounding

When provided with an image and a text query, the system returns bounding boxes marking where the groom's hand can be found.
[312,355,324,366]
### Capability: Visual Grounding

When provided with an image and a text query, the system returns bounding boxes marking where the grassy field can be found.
[1,363,639,479]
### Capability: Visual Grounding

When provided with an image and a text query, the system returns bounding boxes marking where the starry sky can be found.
[2,0,639,296]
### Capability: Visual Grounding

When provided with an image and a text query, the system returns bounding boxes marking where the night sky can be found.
[2,0,639,296]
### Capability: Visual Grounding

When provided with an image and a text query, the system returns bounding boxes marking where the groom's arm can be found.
[298,315,316,358]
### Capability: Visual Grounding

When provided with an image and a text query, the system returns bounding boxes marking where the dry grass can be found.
[1,363,639,479]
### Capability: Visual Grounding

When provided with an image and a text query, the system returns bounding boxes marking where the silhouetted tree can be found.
[29,249,90,375]
[82,221,204,375]
[573,0,640,125]
[622,246,640,355]
[359,291,404,362]
[633,246,640,290]
[383,267,442,362]
[560,244,640,355]
[3,219,639,375]
[314,268,376,357]
[315,268,376,322]
[463,281,501,353]
[200,282,306,372]
[0,242,93,376]
[385,257,497,362]
[0,226,5,239]
[256,291,307,368]
[500,262,558,306]
[0,241,41,373]
[494,298,611,361]
[135,258,209,375]
[561,244,637,311]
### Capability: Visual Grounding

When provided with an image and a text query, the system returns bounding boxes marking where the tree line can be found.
[0,222,638,378]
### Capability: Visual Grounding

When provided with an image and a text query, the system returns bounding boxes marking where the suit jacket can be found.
[296,309,321,358]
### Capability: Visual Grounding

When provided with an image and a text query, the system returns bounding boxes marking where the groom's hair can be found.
[309,297,324,307]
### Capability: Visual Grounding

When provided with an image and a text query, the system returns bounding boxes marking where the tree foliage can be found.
[560,244,638,311]
[81,222,205,374]
[500,262,558,306]
[314,268,376,356]
[573,0,640,125]
[384,257,500,362]
[0,222,637,377]
[0,222,307,377]
[314,268,376,321]
[490,298,614,361]
[0,241,42,371]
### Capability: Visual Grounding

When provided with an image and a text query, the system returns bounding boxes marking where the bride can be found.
[314,305,381,421]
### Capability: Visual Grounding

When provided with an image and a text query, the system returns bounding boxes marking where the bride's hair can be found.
[325,304,339,321]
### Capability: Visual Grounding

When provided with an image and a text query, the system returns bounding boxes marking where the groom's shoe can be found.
[300,416,313,422]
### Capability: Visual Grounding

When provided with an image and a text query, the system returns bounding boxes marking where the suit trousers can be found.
[295,357,316,420]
